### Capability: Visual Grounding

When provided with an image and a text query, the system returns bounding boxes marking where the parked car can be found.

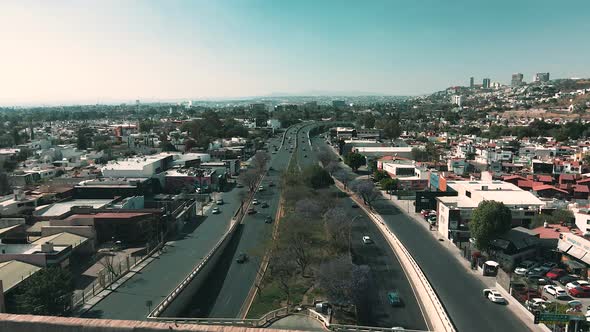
[236,183,244,188]
[514,290,542,302]
[525,298,549,311]
[566,281,590,291]
[269,181,275,187]
[212,207,220,214]
[546,268,567,280]
[252,199,260,205]
[236,253,248,264]
[216,199,224,205]
[261,202,269,208]
[559,274,580,285]
[514,267,528,276]
[247,207,256,214]
[387,291,402,306]
[541,262,558,270]
[258,185,264,191]
[483,289,506,304]
[544,285,568,298]
[264,215,273,224]
[569,287,590,298]
[519,260,537,271]
[427,215,437,225]
[362,236,373,244]
[527,267,547,277]
[352,203,359,208]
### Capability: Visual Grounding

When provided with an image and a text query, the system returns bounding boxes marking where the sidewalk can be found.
[75,201,216,316]
[383,193,548,332]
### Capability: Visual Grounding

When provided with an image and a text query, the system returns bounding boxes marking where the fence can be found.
[71,243,162,309]
[149,306,291,328]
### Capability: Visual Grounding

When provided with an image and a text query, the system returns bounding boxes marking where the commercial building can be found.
[101,154,173,178]
[378,159,429,190]
[332,100,347,109]
[482,78,491,89]
[557,232,590,278]
[534,72,550,83]
[451,95,462,107]
[470,76,474,88]
[436,180,545,244]
[511,73,524,87]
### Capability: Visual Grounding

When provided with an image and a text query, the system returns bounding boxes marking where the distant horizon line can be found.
[0,93,417,108]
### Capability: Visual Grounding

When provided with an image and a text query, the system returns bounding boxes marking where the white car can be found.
[483,289,506,304]
[258,185,264,191]
[514,267,528,276]
[566,280,590,290]
[526,298,549,311]
[362,236,373,244]
[211,207,220,214]
[252,199,259,205]
[544,285,568,298]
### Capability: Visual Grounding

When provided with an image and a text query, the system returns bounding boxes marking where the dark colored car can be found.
[265,215,273,224]
[261,202,269,208]
[247,207,256,214]
[352,203,359,208]
[236,253,248,264]
[513,290,542,302]
[559,274,580,285]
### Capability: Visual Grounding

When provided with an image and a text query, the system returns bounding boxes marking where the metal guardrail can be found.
[149,306,291,328]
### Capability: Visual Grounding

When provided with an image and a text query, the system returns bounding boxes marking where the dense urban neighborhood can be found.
[1,75,590,332]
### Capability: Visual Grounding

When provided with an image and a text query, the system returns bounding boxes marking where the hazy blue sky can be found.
[1,0,590,104]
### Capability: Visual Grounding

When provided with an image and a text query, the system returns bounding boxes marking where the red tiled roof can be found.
[560,174,576,181]
[533,225,573,239]
[538,175,553,183]
[533,184,569,194]
[574,185,590,193]
[503,175,526,181]
[577,177,590,184]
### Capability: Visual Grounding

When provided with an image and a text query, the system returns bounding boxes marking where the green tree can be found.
[8,267,74,315]
[470,201,512,251]
[344,152,365,171]
[373,169,388,182]
[76,128,93,150]
[380,177,399,192]
[303,165,334,189]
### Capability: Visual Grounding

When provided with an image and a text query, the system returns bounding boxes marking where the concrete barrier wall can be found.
[0,313,299,332]
[157,219,240,317]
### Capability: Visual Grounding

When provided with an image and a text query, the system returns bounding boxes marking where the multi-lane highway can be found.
[311,133,530,332]
[184,124,304,318]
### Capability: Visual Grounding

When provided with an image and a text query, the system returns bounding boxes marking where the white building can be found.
[436,181,546,243]
[451,95,463,107]
[101,154,172,178]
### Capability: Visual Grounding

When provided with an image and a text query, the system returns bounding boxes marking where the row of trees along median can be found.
[247,146,373,324]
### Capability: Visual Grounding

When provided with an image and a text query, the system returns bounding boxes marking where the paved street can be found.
[184,125,301,318]
[82,175,247,320]
[311,135,531,332]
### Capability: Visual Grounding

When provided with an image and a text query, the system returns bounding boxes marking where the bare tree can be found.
[252,151,270,175]
[325,161,340,175]
[352,179,379,208]
[98,253,119,289]
[317,256,372,308]
[238,169,259,192]
[283,223,313,277]
[323,207,352,253]
[295,198,322,220]
[333,169,352,190]
[268,249,297,305]
[317,145,336,167]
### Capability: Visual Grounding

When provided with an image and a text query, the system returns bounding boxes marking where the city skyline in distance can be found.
[1,0,590,105]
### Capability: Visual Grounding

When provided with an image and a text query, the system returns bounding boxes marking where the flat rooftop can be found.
[35,199,113,217]
[0,260,41,292]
